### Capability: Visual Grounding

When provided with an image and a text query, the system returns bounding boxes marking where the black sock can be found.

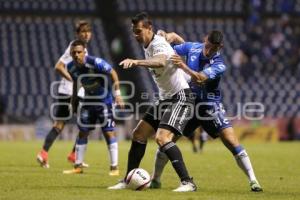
[43,127,60,152]
[160,142,190,182]
[71,144,76,153]
[71,137,78,153]
[125,141,147,180]
[199,140,205,151]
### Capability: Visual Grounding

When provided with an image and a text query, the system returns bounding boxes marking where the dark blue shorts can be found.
[183,102,232,138]
[77,102,115,133]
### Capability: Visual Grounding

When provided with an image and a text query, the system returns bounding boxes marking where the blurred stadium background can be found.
[0,0,300,142]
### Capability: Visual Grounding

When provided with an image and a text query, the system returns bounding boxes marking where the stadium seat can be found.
[0,16,112,119]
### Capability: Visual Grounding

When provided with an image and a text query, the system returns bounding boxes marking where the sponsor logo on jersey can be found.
[190,48,201,53]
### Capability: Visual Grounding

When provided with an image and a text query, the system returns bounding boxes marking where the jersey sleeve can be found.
[59,44,72,65]
[94,57,112,73]
[173,42,192,56]
[202,57,226,80]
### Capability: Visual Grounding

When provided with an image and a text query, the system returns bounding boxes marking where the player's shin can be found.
[125,140,147,179]
[233,146,257,182]
[160,141,191,182]
[75,135,88,166]
[106,137,118,168]
[43,127,61,151]
[152,148,168,182]
[71,139,76,153]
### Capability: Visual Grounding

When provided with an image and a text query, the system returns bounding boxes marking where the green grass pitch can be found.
[0,140,299,200]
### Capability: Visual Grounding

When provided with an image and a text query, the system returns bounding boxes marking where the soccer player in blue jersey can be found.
[62,40,124,174]
[150,30,263,192]
[188,127,208,153]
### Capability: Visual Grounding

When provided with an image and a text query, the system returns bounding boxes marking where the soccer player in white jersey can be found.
[36,21,120,176]
[108,12,196,192]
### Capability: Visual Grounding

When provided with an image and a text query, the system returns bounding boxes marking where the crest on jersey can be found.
[190,55,197,62]
[95,58,102,64]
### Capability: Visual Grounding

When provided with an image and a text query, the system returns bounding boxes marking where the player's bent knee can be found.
[53,121,65,131]
[104,131,116,138]
[155,136,165,147]
[78,131,89,139]
[131,120,154,142]
[132,128,148,143]
[155,128,173,147]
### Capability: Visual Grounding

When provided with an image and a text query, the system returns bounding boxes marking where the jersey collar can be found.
[144,33,155,49]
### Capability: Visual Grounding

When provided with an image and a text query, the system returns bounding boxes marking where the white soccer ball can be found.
[126,168,151,190]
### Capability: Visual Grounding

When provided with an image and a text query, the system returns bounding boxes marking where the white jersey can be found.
[57,41,88,96]
[144,35,189,100]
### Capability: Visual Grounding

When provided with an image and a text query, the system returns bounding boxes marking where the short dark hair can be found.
[207,30,223,45]
[75,20,92,33]
[131,12,152,27]
[71,39,86,48]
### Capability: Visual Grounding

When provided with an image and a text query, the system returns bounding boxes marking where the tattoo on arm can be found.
[136,54,167,68]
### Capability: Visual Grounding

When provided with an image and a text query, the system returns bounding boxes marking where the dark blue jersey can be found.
[174,42,226,102]
[67,56,113,104]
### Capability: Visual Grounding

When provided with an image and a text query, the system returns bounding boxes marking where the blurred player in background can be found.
[150,30,263,192]
[188,127,208,153]
[108,12,197,192]
[62,40,124,175]
[36,20,92,168]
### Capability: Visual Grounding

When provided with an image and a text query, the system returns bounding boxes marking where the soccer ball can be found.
[126,168,151,190]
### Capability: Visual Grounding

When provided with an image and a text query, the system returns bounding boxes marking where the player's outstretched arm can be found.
[110,68,124,109]
[167,32,185,44]
[157,30,185,44]
[119,54,167,69]
[170,54,207,84]
[55,60,73,82]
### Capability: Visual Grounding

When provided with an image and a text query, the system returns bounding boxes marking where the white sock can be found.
[235,150,257,182]
[108,142,118,167]
[75,144,87,165]
[152,149,169,182]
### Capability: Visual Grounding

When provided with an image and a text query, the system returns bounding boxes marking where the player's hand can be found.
[170,54,185,68]
[115,95,125,109]
[191,72,208,85]
[157,29,167,39]
[170,54,183,65]
[119,59,137,69]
